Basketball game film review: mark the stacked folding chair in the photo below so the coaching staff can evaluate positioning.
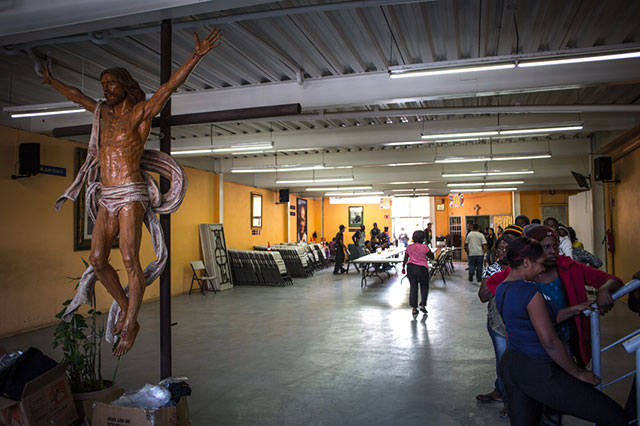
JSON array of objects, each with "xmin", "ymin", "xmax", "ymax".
[{"xmin": 228, "ymin": 249, "xmax": 293, "ymax": 286}]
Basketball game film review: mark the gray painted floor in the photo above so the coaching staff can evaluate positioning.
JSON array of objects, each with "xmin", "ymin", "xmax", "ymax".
[{"xmin": 1, "ymin": 263, "xmax": 637, "ymax": 425}]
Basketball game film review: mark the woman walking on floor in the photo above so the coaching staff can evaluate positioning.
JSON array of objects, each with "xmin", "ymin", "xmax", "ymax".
[{"xmin": 402, "ymin": 230, "xmax": 435, "ymax": 315}]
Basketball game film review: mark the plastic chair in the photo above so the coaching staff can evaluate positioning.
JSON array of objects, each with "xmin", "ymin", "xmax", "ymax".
[{"xmin": 189, "ymin": 260, "xmax": 217, "ymax": 295}]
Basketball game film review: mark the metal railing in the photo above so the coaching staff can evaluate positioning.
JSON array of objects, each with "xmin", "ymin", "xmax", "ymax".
[{"xmin": 584, "ymin": 279, "xmax": 640, "ymax": 424}]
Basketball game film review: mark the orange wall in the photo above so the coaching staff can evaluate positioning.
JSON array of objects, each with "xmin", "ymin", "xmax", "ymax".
[
  {"xmin": 223, "ymin": 181, "xmax": 287, "ymax": 250},
  {"xmin": 322, "ymin": 199, "xmax": 391, "ymax": 242},
  {"xmin": 610, "ymin": 146, "xmax": 640, "ymax": 281},
  {"xmin": 520, "ymin": 191, "xmax": 541, "ymax": 221},
  {"xmin": 0, "ymin": 125, "xmax": 218, "ymax": 337}
]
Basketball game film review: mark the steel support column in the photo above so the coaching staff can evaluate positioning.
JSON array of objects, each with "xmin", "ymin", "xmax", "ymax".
[{"xmin": 159, "ymin": 19, "xmax": 172, "ymax": 380}]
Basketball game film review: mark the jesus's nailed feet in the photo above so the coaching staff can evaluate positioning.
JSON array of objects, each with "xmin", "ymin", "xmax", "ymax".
[{"xmin": 113, "ymin": 321, "xmax": 140, "ymax": 357}]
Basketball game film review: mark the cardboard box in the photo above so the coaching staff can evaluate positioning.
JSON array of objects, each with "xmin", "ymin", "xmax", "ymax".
[
  {"xmin": 92, "ymin": 398, "xmax": 189, "ymax": 426},
  {"xmin": 76, "ymin": 386, "xmax": 124, "ymax": 426},
  {"xmin": 0, "ymin": 348, "xmax": 78, "ymax": 426}
]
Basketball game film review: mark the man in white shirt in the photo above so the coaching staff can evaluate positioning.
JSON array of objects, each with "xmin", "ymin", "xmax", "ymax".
[{"xmin": 465, "ymin": 222, "xmax": 487, "ymax": 282}]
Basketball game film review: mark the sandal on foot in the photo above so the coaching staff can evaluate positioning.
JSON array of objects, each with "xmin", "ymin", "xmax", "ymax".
[{"xmin": 419, "ymin": 307, "xmax": 428, "ymax": 314}]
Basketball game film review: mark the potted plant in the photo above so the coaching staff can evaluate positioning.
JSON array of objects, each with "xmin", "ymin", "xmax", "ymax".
[{"xmin": 53, "ymin": 261, "xmax": 120, "ymax": 423}]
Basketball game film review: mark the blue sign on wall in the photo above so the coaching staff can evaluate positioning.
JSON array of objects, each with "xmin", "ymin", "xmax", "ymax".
[{"xmin": 39, "ymin": 165, "xmax": 66, "ymax": 177}]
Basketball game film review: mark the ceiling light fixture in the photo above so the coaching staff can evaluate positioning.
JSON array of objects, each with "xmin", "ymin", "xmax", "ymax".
[
  {"xmin": 447, "ymin": 181, "xmax": 524, "ymax": 187},
  {"xmin": 391, "ymin": 188, "xmax": 431, "ymax": 192},
  {"xmin": 390, "ymin": 63, "xmax": 515, "ymax": 79},
  {"xmin": 10, "ymin": 108, "xmax": 87, "ymax": 118},
  {"xmin": 325, "ymin": 191, "xmax": 384, "ymax": 196},
  {"xmin": 276, "ymin": 177, "xmax": 354, "ymax": 184},
  {"xmin": 390, "ymin": 181, "xmax": 431, "ymax": 185},
  {"xmin": 383, "ymin": 141, "xmax": 424, "ymax": 146},
  {"xmin": 422, "ymin": 130, "xmax": 499, "ymax": 140},
  {"xmin": 441, "ymin": 170, "xmax": 534, "ymax": 177},
  {"xmin": 483, "ymin": 187, "xmax": 518, "ymax": 192},
  {"xmin": 421, "ymin": 123, "xmax": 582, "ymax": 140},
  {"xmin": 449, "ymin": 188, "xmax": 483, "ymax": 193},
  {"xmin": 518, "ymin": 50, "xmax": 640, "ymax": 67},
  {"xmin": 435, "ymin": 153, "xmax": 550, "ymax": 164},
  {"xmin": 305, "ymin": 186, "xmax": 372, "ymax": 191},
  {"xmin": 447, "ymin": 183, "xmax": 485, "ymax": 187}
]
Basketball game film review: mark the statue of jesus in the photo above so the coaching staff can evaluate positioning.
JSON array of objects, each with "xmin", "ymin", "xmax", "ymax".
[{"xmin": 44, "ymin": 28, "xmax": 222, "ymax": 356}]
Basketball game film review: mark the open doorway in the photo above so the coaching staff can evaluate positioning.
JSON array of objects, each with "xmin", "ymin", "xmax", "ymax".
[
  {"xmin": 391, "ymin": 196, "xmax": 431, "ymax": 245},
  {"xmin": 465, "ymin": 215, "xmax": 490, "ymax": 234}
]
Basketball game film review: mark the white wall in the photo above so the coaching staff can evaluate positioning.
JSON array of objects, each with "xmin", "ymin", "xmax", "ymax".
[{"xmin": 568, "ymin": 191, "xmax": 595, "ymax": 254}]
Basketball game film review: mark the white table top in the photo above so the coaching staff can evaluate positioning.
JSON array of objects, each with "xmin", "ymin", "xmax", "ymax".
[{"xmin": 353, "ymin": 247, "xmax": 405, "ymax": 263}]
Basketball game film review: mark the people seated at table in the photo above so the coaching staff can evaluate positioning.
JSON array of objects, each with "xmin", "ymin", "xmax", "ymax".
[
  {"xmin": 402, "ymin": 230, "xmax": 435, "ymax": 316},
  {"xmin": 495, "ymin": 236, "xmax": 626, "ymax": 426}
]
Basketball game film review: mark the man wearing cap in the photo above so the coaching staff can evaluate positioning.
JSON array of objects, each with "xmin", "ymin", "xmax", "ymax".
[
  {"xmin": 486, "ymin": 225, "xmax": 623, "ymax": 369},
  {"xmin": 333, "ymin": 225, "xmax": 348, "ymax": 274}
]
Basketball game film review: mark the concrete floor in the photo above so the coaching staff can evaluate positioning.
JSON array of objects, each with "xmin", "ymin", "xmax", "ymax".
[{"xmin": 1, "ymin": 263, "xmax": 637, "ymax": 425}]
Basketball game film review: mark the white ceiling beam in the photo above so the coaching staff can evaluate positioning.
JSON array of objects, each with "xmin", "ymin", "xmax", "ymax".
[{"xmin": 21, "ymin": 57, "xmax": 640, "ymax": 132}]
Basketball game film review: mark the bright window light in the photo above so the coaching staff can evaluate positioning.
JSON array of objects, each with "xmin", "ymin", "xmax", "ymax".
[{"xmin": 518, "ymin": 51, "xmax": 640, "ymax": 68}]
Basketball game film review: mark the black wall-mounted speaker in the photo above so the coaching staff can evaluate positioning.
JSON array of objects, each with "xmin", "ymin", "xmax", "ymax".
[
  {"xmin": 594, "ymin": 157, "xmax": 612, "ymax": 182},
  {"xmin": 279, "ymin": 189, "xmax": 290, "ymax": 203},
  {"xmin": 18, "ymin": 143, "xmax": 40, "ymax": 176}
]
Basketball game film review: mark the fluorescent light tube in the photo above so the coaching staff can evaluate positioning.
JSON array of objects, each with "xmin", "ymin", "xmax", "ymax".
[
  {"xmin": 441, "ymin": 172, "xmax": 487, "ymax": 177},
  {"xmin": 11, "ymin": 108, "xmax": 87, "ymax": 118},
  {"xmin": 386, "ymin": 162, "xmax": 429, "ymax": 167},
  {"xmin": 390, "ymin": 181, "xmax": 431, "ymax": 184},
  {"xmin": 518, "ymin": 51, "xmax": 640, "ymax": 68},
  {"xmin": 325, "ymin": 191, "xmax": 384, "ymax": 196},
  {"xmin": 276, "ymin": 177, "xmax": 354, "ymax": 184},
  {"xmin": 435, "ymin": 157, "xmax": 492, "ymax": 164},
  {"xmin": 450, "ymin": 189, "xmax": 483, "ymax": 193},
  {"xmin": 172, "ymin": 148, "xmax": 215, "ymax": 156},
  {"xmin": 491, "ymin": 154, "xmax": 551, "ymax": 161},
  {"xmin": 391, "ymin": 188, "xmax": 431, "ymax": 192},
  {"xmin": 447, "ymin": 183, "xmax": 485, "ymax": 187},
  {"xmin": 422, "ymin": 131, "xmax": 499, "ymax": 140},
  {"xmin": 393, "ymin": 194, "xmax": 432, "ymax": 197},
  {"xmin": 231, "ymin": 165, "xmax": 326, "ymax": 173},
  {"xmin": 483, "ymin": 187, "xmax": 518, "ymax": 192},
  {"xmin": 484, "ymin": 181, "xmax": 524, "ymax": 185},
  {"xmin": 305, "ymin": 186, "xmax": 372, "ymax": 191},
  {"xmin": 499, "ymin": 125, "xmax": 582, "ymax": 135},
  {"xmin": 390, "ymin": 63, "xmax": 515, "ymax": 78},
  {"xmin": 213, "ymin": 144, "xmax": 273, "ymax": 153},
  {"xmin": 383, "ymin": 141, "xmax": 424, "ymax": 146},
  {"xmin": 486, "ymin": 170, "xmax": 534, "ymax": 176}
]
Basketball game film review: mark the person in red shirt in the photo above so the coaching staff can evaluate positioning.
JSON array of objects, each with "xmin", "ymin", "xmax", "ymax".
[{"xmin": 486, "ymin": 225, "xmax": 623, "ymax": 368}]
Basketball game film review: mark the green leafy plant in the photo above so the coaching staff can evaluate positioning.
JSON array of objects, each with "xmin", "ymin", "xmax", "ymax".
[{"xmin": 53, "ymin": 260, "xmax": 119, "ymax": 393}]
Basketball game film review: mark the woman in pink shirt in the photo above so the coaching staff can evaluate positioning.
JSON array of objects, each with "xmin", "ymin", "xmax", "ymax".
[{"xmin": 402, "ymin": 230, "xmax": 435, "ymax": 315}]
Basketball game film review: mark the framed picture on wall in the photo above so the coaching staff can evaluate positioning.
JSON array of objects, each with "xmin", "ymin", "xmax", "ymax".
[
  {"xmin": 297, "ymin": 198, "xmax": 308, "ymax": 242},
  {"xmin": 74, "ymin": 148, "xmax": 119, "ymax": 251},
  {"xmin": 348, "ymin": 206, "xmax": 364, "ymax": 228}
]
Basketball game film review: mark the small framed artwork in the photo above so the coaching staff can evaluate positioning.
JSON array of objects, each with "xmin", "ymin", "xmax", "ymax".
[
  {"xmin": 348, "ymin": 206, "xmax": 364, "ymax": 228},
  {"xmin": 251, "ymin": 193, "xmax": 262, "ymax": 228}
]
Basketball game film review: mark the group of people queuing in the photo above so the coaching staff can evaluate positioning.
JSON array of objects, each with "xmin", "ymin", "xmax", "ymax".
[
  {"xmin": 474, "ymin": 215, "xmax": 639, "ymax": 425},
  {"xmin": 467, "ymin": 215, "xmax": 601, "ymax": 284}
]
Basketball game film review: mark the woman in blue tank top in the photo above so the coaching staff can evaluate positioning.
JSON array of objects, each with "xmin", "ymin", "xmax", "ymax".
[{"xmin": 495, "ymin": 237, "xmax": 626, "ymax": 426}]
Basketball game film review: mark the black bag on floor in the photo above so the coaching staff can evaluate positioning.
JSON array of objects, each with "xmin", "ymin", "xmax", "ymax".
[{"xmin": 0, "ymin": 347, "xmax": 58, "ymax": 400}]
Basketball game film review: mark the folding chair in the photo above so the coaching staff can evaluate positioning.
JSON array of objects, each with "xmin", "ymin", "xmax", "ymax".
[{"xmin": 189, "ymin": 260, "xmax": 217, "ymax": 294}]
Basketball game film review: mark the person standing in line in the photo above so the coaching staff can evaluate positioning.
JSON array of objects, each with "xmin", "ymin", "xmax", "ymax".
[
  {"xmin": 352, "ymin": 225, "xmax": 366, "ymax": 248},
  {"xmin": 333, "ymin": 225, "xmax": 348, "ymax": 275},
  {"xmin": 486, "ymin": 227, "xmax": 496, "ymax": 266},
  {"xmin": 370, "ymin": 222, "xmax": 380, "ymax": 240},
  {"xmin": 425, "ymin": 222, "xmax": 433, "ymax": 247},
  {"xmin": 465, "ymin": 222, "xmax": 487, "ymax": 282},
  {"xmin": 401, "ymin": 230, "xmax": 435, "ymax": 315},
  {"xmin": 515, "ymin": 215, "xmax": 531, "ymax": 229},
  {"xmin": 495, "ymin": 237, "xmax": 626, "ymax": 426},
  {"xmin": 476, "ymin": 234, "xmax": 516, "ymax": 419}
]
